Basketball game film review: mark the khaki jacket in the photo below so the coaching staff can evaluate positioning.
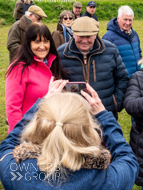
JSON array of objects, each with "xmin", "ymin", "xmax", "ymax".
[
  {"xmin": 7, "ymin": 16, "xmax": 32, "ymax": 63},
  {"xmin": 13, "ymin": 0, "xmax": 24, "ymax": 20},
  {"xmin": 52, "ymin": 23, "xmax": 65, "ymax": 49}
]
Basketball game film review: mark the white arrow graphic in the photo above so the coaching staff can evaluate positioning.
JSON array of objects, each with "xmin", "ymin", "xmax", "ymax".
[
  {"xmin": 17, "ymin": 172, "xmax": 23, "ymax": 180},
  {"xmin": 10, "ymin": 172, "xmax": 17, "ymax": 180},
  {"xmin": 10, "ymin": 172, "xmax": 23, "ymax": 181}
]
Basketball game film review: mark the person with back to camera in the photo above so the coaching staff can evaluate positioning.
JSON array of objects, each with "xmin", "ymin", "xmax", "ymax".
[
  {"xmin": 13, "ymin": 0, "xmax": 24, "ymax": 21},
  {"xmin": 52, "ymin": 10, "xmax": 75, "ymax": 49},
  {"xmin": 102, "ymin": 5, "xmax": 142, "ymax": 78},
  {"xmin": 23, "ymin": 0, "xmax": 35, "ymax": 15},
  {"xmin": 0, "ymin": 77, "xmax": 139, "ymax": 190},
  {"xmin": 7, "ymin": 5, "xmax": 47, "ymax": 63},
  {"xmin": 57, "ymin": 16, "xmax": 129, "ymax": 120},
  {"xmin": 124, "ymin": 58, "xmax": 143, "ymax": 189},
  {"xmin": 5, "ymin": 23, "xmax": 66, "ymax": 134}
]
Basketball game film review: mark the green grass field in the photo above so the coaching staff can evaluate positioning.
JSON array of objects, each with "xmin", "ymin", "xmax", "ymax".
[{"xmin": 0, "ymin": 20, "xmax": 143, "ymax": 189}]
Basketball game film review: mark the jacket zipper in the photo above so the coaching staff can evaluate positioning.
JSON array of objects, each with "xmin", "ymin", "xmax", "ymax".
[{"xmin": 84, "ymin": 54, "xmax": 88, "ymax": 82}]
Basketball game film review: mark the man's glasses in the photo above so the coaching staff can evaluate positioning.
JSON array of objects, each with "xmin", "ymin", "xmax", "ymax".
[
  {"xmin": 63, "ymin": 17, "xmax": 73, "ymax": 20},
  {"xmin": 34, "ymin": 14, "xmax": 42, "ymax": 21}
]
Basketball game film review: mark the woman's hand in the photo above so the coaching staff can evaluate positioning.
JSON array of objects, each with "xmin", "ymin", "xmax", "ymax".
[
  {"xmin": 81, "ymin": 83, "xmax": 105, "ymax": 115},
  {"xmin": 45, "ymin": 77, "xmax": 69, "ymax": 98}
]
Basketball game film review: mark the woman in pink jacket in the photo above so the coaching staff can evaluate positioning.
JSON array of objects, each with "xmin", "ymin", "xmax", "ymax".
[{"xmin": 6, "ymin": 23, "xmax": 66, "ymax": 133}]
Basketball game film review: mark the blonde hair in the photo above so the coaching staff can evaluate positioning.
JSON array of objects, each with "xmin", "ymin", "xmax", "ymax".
[{"xmin": 21, "ymin": 92, "xmax": 102, "ymax": 180}]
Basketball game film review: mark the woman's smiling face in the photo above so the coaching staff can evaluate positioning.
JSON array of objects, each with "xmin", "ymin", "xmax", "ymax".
[{"xmin": 30, "ymin": 35, "xmax": 50, "ymax": 61}]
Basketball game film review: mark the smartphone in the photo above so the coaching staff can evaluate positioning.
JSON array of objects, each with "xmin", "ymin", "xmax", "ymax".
[{"xmin": 64, "ymin": 82, "xmax": 87, "ymax": 94}]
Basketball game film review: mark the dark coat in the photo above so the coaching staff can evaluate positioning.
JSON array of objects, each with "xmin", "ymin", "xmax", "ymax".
[
  {"xmin": 58, "ymin": 36, "xmax": 129, "ymax": 118},
  {"xmin": 124, "ymin": 69, "xmax": 143, "ymax": 186},
  {"xmin": 13, "ymin": 0, "xmax": 24, "ymax": 20},
  {"xmin": 72, "ymin": 11, "xmax": 82, "ymax": 19},
  {"xmin": 0, "ymin": 99, "xmax": 139, "ymax": 190},
  {"xmin": 52, "ymin": 23, "xmax": 65, "ymax": 49},
  {"xmin": 102, "ymin": 17, "xmax": 142, "ymax": 78},
  {"xmin": 7, "ymin": 15, "xmax": 32, "ymax": 63},
  {"xmin": 82, "ymin": 11, "xmax": 98, "ymax": 21},
  {"xmin": 23, "ymin": 1, "xmax": 35, "ymax": 15}
]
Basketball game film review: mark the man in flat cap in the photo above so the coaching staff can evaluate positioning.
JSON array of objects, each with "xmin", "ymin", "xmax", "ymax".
[
  {"xmin": 72, "ymin": 2, "xmax": 82, "ymax": 19},
  {"xmin": 82, "ymin": 1, "xmax": 98, "ymax": 21},
  {"xmin": 7, "ymin": 5, "xmax": 47, "ymax": 63},
  {"xmin": 58, "ymin": 16, "xmax": 129, "ymax": 119}
]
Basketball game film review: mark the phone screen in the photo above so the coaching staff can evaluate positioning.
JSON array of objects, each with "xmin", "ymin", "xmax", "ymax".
[{"xmin": 65, "ymin": 82, "xmax": 86, "ymax": 94}]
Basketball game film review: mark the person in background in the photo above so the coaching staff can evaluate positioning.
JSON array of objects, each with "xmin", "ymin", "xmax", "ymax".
[
  {"xmin": 52, "ymin": 10, "xmax": 75, "ymax": 49},
  {"xmin": 13, "ymin": 0, "xmax": 24, "ymax": 21},
  {"xmin": 5, "ymin": 23, "xmax": 66, "ymax": 134},
  {"xmin": 124, "ymin": 58, "xmax": 143, "ymax": 188},
  {"xmin": 102, "ymin": 5, "xmax": 142, "ymax": 78},
  {"xmin": 0, "ymin": 79, "xmax": 139, "ymax": 190},
  {"xmin": 82, "ymin": 1, "xmax": 98, "ymax": 21},
  {"xmin": 57, "ymin": 16, "xmax": 129, "ymax": 120},
  {"xmin": 7, "ymin": 5, "xmax": 47, "ymax": 63},
  {"xmin": 72, "ymin": 2, "xmax": 82, "ymax": 19},
  {"xmin": 23, "ymin": 0, "xmax": 34, "ymax": 15}
]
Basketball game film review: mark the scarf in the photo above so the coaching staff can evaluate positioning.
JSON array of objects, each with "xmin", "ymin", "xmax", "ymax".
[{"xmin": 62, "ymin": 24, "xmax": 73, "ymax": 43}]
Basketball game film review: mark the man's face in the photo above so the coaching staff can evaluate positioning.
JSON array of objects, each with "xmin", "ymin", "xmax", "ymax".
[
  {"xmin": 117, "ymin": 12, "xmax": 133, "ymax": 33},
  {"xmin": 73, "ymin": 34, "xmax": 97, "ymax": 54},
  {"xmin": 73, "ymin": 6, "xmax": 82, "ymax": 16},
  {"xmin": 86, "ymin": 6, "xmax": 96, "ymax": 15}
]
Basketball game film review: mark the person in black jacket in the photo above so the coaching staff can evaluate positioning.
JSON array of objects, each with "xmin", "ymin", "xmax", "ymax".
[
  {"xmin": 82, "ymin": 1, "xmax": 98, "ymax": 21},
  {"xmin": 23, "ymin": 0, "xmax": 34, "ymax": 15},
  {"xmin": 124, "ymin": 58, "xmax": 143, "ymax": 188}
]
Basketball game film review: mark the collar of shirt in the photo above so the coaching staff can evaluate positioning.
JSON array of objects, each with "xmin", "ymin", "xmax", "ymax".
[{"xmin": 120, "ymin": 28, "xmax": 132, "ymax": 35}]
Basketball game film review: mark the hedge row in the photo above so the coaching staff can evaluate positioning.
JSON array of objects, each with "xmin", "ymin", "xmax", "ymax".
[{"xmin": 0, "ymin": 0, "xmax": 143, "ymax": 25}]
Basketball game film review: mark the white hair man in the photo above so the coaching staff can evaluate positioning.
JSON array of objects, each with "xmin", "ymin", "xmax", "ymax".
[
  {"xmin": 103, "ymin": 5, "xmax": 142, "ymax": 78},
  {"xmin": 7, "ymin": 5, "xmax": 47, "ymax": 63}
]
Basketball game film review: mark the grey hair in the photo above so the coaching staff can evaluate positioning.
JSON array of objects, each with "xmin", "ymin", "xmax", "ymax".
[
  {"xmin": 118, "ymin": 5, "xmax": 134, "ymax": 18},
  {"xmin": 25, "ymin": 11, "xmax": 32, "ymax": 16}
]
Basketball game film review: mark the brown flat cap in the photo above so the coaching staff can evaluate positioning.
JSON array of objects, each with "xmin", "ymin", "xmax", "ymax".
[
  {"xmin": 73, "ymin": 2, "xmax": 82, "ymax": 8},
  {"xmin": 71, "ymin": 16, "xmax": 99, "ymax": 36},
  {"xmin": 28, "ymin": 5, "xmax": 47, "ymax": 18}
]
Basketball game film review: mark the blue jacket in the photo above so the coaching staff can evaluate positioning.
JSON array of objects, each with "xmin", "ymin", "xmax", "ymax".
[
  {"xmin": 0, "ymin": 99, "xmax": 139, "ymax": 190},
  {"xmin": 102, "ymin": 17, "xmax": 142, "ymax": 78},
  {"xmin": 58, "ymin": 37, "xmax": 129, "ymax": 118}
]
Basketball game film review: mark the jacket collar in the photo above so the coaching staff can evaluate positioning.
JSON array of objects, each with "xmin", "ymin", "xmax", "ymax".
[
  {"xmin": 33, "ymin": 53, "xmax": 56, "ymax": 68},
  {"xmin": 19, "ymin": 15, "xmax": 32, "ymax": 31}
]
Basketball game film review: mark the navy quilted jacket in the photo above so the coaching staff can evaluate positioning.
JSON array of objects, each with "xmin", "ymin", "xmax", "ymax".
[
  {"xmin": 58, "ymin": 36, "xmax": 129, "ymax": 117},
  {"xmin": 102, "ymin": 17, "xmax": 142, "ymax": 78}
]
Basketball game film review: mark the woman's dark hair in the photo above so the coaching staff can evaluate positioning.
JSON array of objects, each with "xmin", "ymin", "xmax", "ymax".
[{"xmin": 7, "ymin": 23, "xmax": 66, "ymax": 80}]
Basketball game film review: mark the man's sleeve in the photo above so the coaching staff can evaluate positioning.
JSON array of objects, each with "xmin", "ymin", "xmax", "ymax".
[{"xmin": 7, "ymin": 23, "xmax": 21, "ymax": 62}]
